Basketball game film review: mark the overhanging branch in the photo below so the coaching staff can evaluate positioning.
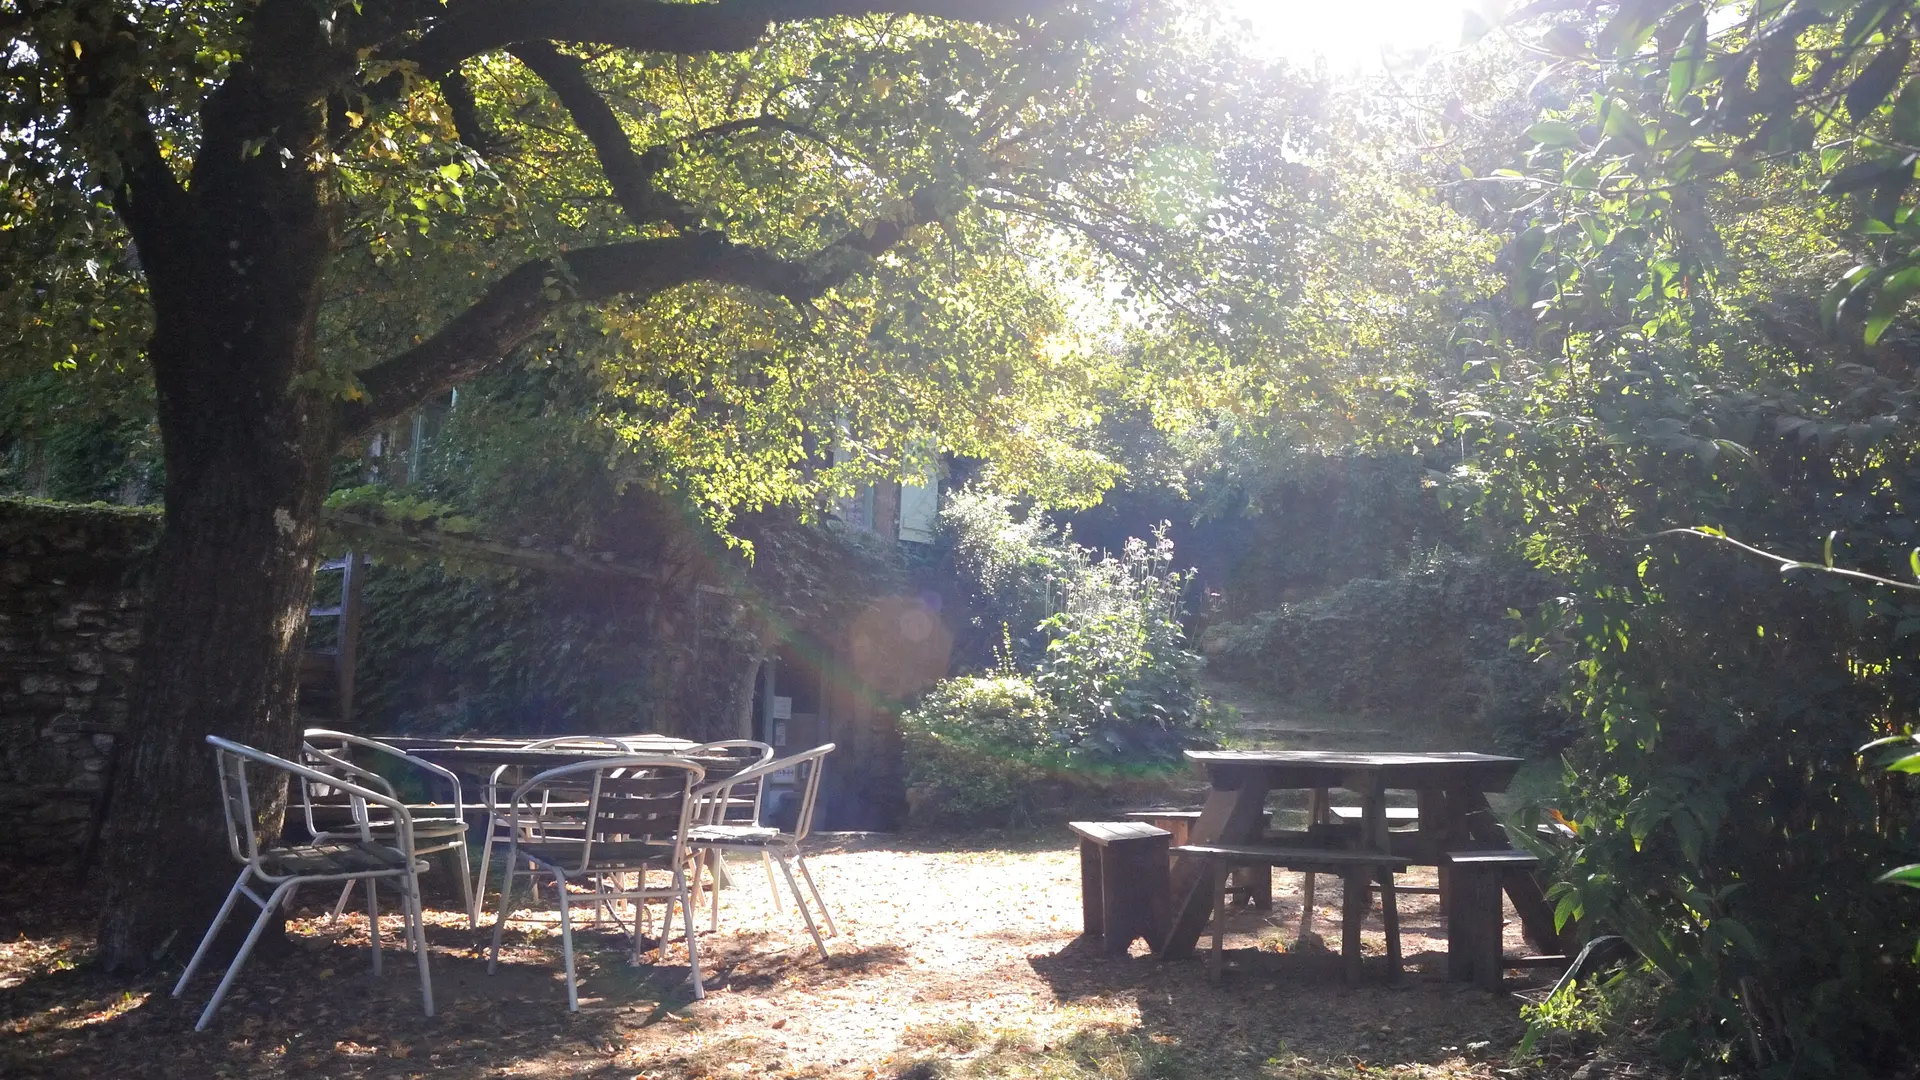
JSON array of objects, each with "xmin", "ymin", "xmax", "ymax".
[
  {"xmin": 408, "ymin": 0, "xmax": 1058, "ymax": 78},
  {"xmin": 509, "ymin": 41, "xmax": 696, "ymax": 227},
  {"xmin": 336, "ymin": 190, "xmax": 937, "ymax": 439},
  {"xmin": 39, "ymin": 3, "xmax": 193, "ymax": 267}
]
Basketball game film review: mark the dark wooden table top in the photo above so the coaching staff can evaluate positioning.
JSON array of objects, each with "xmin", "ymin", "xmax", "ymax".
[{"xmin": 1185, "ymin": 750, "xmax": 1524, "ymax": 792}]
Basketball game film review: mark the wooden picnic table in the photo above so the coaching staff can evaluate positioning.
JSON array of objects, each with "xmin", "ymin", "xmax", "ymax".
[{"xmin": 1156, "ymin": 749, "xmax": 1559, "ymax": 960}]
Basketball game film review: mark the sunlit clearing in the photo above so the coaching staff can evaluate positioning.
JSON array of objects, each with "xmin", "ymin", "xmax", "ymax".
[{"xmin": 1221, "ymin": 0, "xmax": 1474, "ymax": 72}]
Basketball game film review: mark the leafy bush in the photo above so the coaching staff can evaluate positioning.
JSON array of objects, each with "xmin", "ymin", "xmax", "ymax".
[
  {"xmin": 1035, "ymin": 531, "xmax": 1213, "ymax": 762},
  {"xmin": 1206, "ymin": 550, "xmax": 1571, "ymax": 752},
  {"xmin": 900, "ymin": 675, "xmax": 1056, "ymax": 826},
  {"xmin": 942, "ymin": 487, "xmax": 1075, "ymax": 665},
  {"xmin": 903, "ymin": 495, "xmax": 1214, "ymax": 826}
]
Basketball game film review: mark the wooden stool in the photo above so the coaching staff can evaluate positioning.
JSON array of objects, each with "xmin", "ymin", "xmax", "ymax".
[
  {"xmin": 1123, "ymin": 809, "xmax": 1273, "ymax": 908},
  {"xmin": 1443, "ymin": 849, "xmax": 1540, "ymax": 989},
  {"xmin": 1068, "ymin": 821, "xmax": 1171, "ymax": 955},
  {"xmin": 1175, "ymin": 843, "xmax": 1406, "ymax": 985}
]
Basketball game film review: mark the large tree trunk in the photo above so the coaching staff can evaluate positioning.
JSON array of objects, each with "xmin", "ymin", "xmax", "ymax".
[{"xmin": 92, "ymin": 31, "xmax": 340, "ymax": 970}]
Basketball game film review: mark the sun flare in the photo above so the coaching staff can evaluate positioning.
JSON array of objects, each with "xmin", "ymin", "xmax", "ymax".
[{"xmin": 1221, "ymin": 0, "xmax": 1473, "ymax": 71}]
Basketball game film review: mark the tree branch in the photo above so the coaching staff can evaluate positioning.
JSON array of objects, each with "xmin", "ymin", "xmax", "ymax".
[
  {"xmin": 37, "ymin": 3, "xmax": 194, "ymax": 269},
  {"xmin": 1659, "ymin": 527, "xmax": 1920, "ymax": 593},
  {"xmin": 508, "ymin": 41, "xmax": 697, "ymax": 227},
  {"xmin": 439, "ymin": 67, "xmax": 505, "ymax": 156},
  {"xmin": 337, "ymin": 189, "xmax": 937, "ymax": 438},
  {"xmin": 673, "ymin": 114, "xmax": 870, "ymax": 168},
  {"xmin": 409, "ymin": 0, "xmax": 1059, "ymax": 78}
]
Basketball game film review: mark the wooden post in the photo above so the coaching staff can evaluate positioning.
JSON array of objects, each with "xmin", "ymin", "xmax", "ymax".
[
  {"xmin": 1078, "ymin": 838, "xmax": 1104, "ymax": 939},
  {"xmin": 1379, "ymin": 869, "xmax": 1402, "ymax": 981},
  {"xmin": 1209, "ymin": 858, "xmax": 1228, "ymax": 984},
  {"xmin": 1299, "ymin": 787, "xmax": 1328, "ymax": 939},
  {"xmin": 1341, "ymin": 868, "xmax": 1368, "ymax": 986},
  {"xmin": 1159, "ymin": 783, "xmax": 1271, "ymax": 960}
]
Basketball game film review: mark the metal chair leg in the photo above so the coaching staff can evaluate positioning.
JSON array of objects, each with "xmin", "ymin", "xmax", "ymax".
[
  {"xmin": 173, "ymin": 869, "xmax": 252, "ymax": 998},
  {"xmin": 677, "ymin": 868, "xmax": 705, "ymax": 1000},
  {"xmin": 555, "ymin": 871, "xmax": 579, "ymax": 1012},
  {"xmin": 193, "ymin": 881, "xmax": 294, "ymax": 1032},
  {"xmin": 762, "ymin": 851, "xmax": 780, "ymax": 906},
  {"xmin": 794, "ymin": 855, "xmax": 836, "ymax": 938},
  {"xmin": 471, "ymin": 830, "xmax": 496, "ymax": 925},
  {"xmin": 709, "ymin": 853, "xmax": 722, "ymax": 934},
  {"xmin": 401, "ymin": 872, "xmax": 435, "ymax": 1016},
  {"xmin": 329, "ymin": 880, "xmax": 356, "ymax": 925},
  {"xmin": 366, "ymin": 875, "xmax": 383, "ymax": 975},
  {"xmin": 688, "ymin": 856, "xmax": 707, "ymax": 936},
  {"xmin": 454, "ymin": 842, "xmax": 476, "ymax": 930},
  {"xmin": 777, "ymin": 856, "xmax": 829, "ymax": 960},
  {"xmin": 487, "ymin": 848, "xmax": 519, "ymax": 975}
]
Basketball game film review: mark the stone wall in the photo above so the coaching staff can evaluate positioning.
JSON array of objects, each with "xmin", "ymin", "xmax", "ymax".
[{"xmin": 0, "ymin": 498, "xmax": 158, "ymax": 864}]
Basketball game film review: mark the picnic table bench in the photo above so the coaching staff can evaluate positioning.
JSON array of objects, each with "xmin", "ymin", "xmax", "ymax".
[
  {"xmin": 1157, "ymin": 750, "xmax": 1563, "ymax": 987},
  {"xmin": 1175, "ymin": 843, "xmax": 1407, "ymax": 984}
]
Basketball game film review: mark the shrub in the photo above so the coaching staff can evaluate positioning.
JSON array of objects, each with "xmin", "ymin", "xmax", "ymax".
[
  {"xmin": 1035, "ymin": 531, "xmax": 1214, "ymax": 762},
  {"xmin": 941, "ymin": 487, "xmax": 1075, "ymax": 665},
  {"xmin": 903, "ymin": 496, "xmax": 1215, "ymax": 826},
  {"xmin": 1206, "ymin": 549, "xmax": 1572, "ymax": 753},
  {"xmin": 900, "ymin": 675, "xmax": 1056, "ymax": 826}
]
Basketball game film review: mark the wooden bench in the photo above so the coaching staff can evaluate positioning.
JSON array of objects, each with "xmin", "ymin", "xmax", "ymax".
[
  {"xmin": 1123, "ymin": 809, "xmax": 1273, "ymax": 908},
  {"xmin": 1174, "ymin": 843, "xmax": 1408, "ymax": 985},
  {"xmin": 1068, "ymin": 821, "xmax": 1171, "ymax": 956},
  {"xmin": 1442, "ymin": 849, "xmax": 1541, "ymax": 989}
]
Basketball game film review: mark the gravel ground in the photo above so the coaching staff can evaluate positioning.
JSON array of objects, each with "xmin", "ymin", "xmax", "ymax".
[{"xmin": 1, "ymin": 833, "xmax": 1571, "ymax": 1079}]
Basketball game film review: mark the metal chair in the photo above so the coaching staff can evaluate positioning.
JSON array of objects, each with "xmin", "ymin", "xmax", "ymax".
[
  {"xmin": 686, "ymin": 743, "xmax": 837, "ymax": 959},
  {"xmin": 300, "ymin": 729, "xmax": 474, "ymax": 927},
  {"xmin": 173, "ymin": 735, "xmax": 433, "ymax": 1031},
  {"xmin": 681, "ymin": 740, "xmax": 776, "ymax": 928},
  {"xmin": 471, "ymin": 735, "xmax": 627, "ymax": 925},
  {"xmin": 487, "ymin": 755, "xmax": 708, "ymax": 1009}
]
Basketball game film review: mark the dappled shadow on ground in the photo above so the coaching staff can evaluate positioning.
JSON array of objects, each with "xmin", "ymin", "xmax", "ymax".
[
  {"xmin": 1, "ymin": 845, "xmax": 1576, "ymax": 1080},
  {"xmin": 994, "ymin": 869, "xmax": 1543, "ymax": 1079}
]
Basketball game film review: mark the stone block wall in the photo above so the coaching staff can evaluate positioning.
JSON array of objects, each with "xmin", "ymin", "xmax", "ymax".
[{"xmin": 0, "ymin": 498, "xmax": 158, "ymax": 864}]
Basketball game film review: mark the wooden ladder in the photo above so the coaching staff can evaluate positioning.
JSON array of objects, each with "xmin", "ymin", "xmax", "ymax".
[{"xmin": 298, "ymin": 554, "xmax": 365, "ymax": 725}]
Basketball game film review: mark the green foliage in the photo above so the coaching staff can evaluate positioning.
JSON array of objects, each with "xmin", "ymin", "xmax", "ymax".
[
  {"xmin": 0, "ymin": 370, "xmax": 159, "ymax": 504},
  {"xmin": 900, "ymin": 675, "xmax": 1057, "ymax": 826},
  {"xmin": 942, "ymin": 487, "xmax": 1078, "ymax": 664},
  {"xmin": 353, "ymin": 561, "xmax": 660, "ymax": 735},
  {"xmin": 903, "ymin": 492, "xmax": 1212, "ymax": 826},
  {"xmin": 1516, "ymin": 972, "xmax": 1655, "ymax": 1063},
  {"xmin": 1503, "ymin": 0, "xmax": 1920, "ymax": 346},
  {"xmin": 1208, "ymin": 550, "xmax": 1570, "ymax": 753},
  {"xmin": 1033, "ymin": 530, "xmax": 1213, "ymax": 761},
  {"xmin": 1868, "ymin": 733, "xmax": 1920, "ymax": 895},
  {"xmin": 1193, "ymin": 452, "xmax": 1464, "ymax": 617}
]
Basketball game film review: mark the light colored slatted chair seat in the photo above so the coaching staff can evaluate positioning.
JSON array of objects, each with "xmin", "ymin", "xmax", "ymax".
[
  {"xmin": 259, "ymin": 840, "xmax": 418, "ymax": 876},
  {"xmin": 686, "ymin": 823, "xmax": 781, "ymax": 844}
]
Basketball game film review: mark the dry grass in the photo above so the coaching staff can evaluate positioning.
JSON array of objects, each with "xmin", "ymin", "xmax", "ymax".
[{"xmin": 0, "ymin": 834, "xmax": 1600, "ymax": 1079}]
